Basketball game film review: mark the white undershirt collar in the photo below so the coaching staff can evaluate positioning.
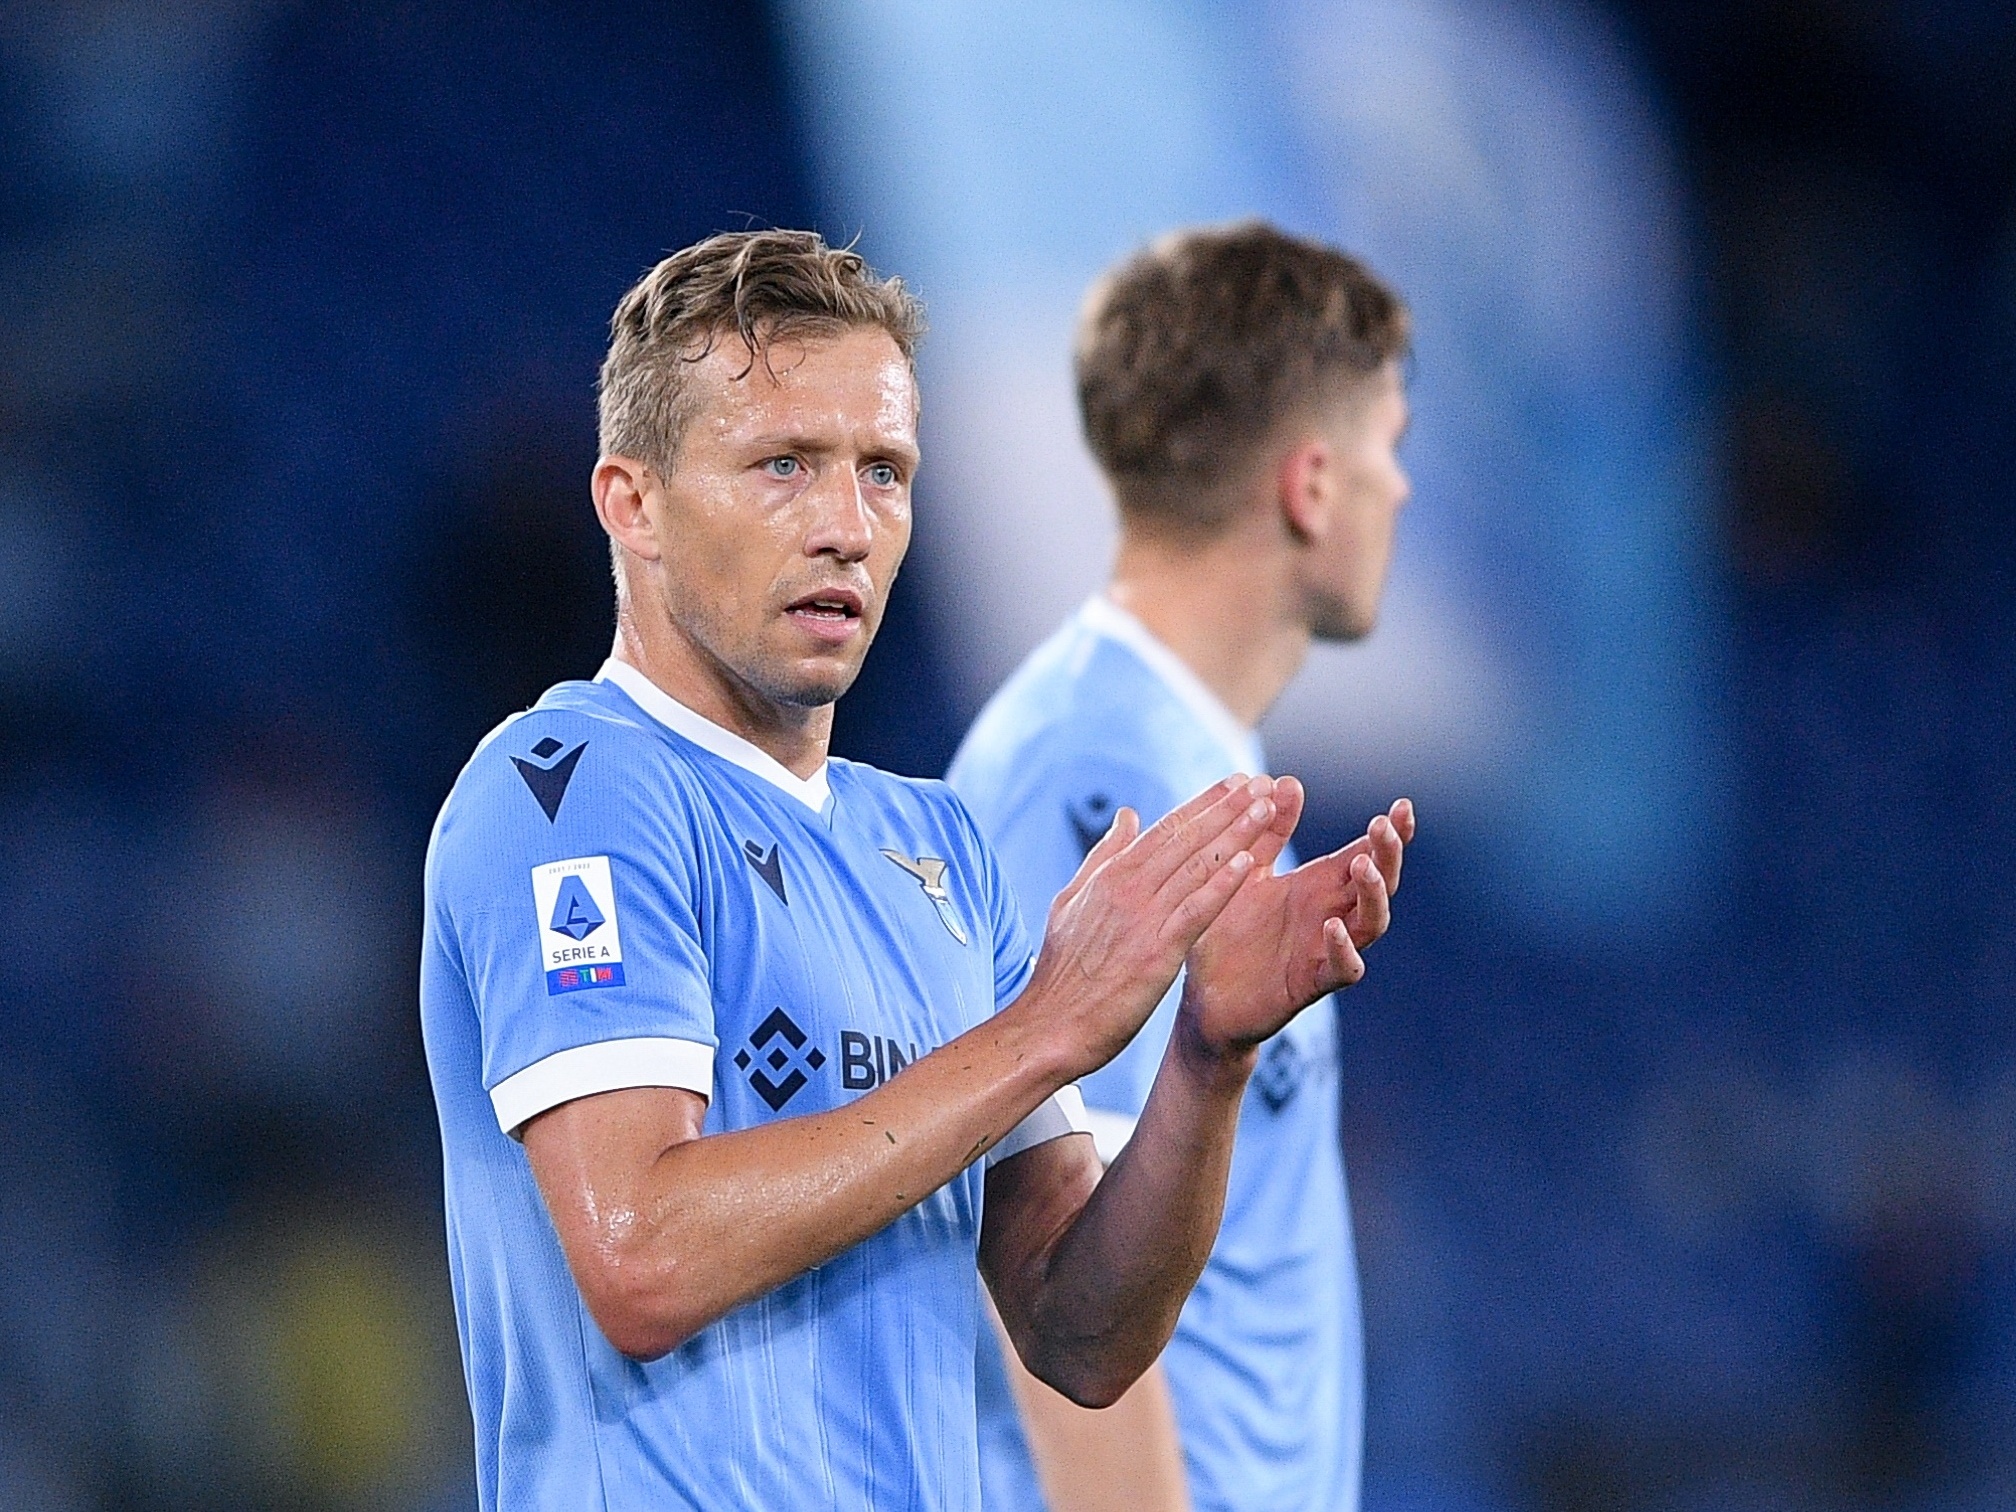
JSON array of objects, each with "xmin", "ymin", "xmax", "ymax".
[
  {"xmin": 597, "ymin": 658, "xmax": 832, "ymax": 813},
  {"xmin": 1077, "ymin": 594, "xmax": 1266, "ymax": 774}
]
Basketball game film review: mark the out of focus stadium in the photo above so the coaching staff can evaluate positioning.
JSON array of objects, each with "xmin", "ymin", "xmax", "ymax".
[{"xmin": 3, "ymin": 2, "xmax": 2014, "ymax": 1508}]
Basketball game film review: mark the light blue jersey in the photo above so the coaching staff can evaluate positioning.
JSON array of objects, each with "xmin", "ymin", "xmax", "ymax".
[
  {"xmin": 949, "ymin": 598, "xmax": 1363, "ymax": 1512},
  {"xmin": 421, "ymin": 659, "xmax": 1087, "ymax": 1512}
]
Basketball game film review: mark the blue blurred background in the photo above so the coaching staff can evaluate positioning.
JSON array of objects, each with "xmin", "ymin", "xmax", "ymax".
[{"xmin": 3, "ymin": 2, "xmax": 2013, "ymax": 1508}]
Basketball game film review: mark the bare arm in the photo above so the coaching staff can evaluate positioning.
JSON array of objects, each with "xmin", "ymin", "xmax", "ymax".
[
  {"xmin": 987, "ymin": 1292, "xmax": 1190, "ymax": 1512},
  {"xmin": 981, "ymin": 784, "xmax": 1413, "ymax": 1406},
  {"xmin": 522, "ymin": 776, "xmax": 1280, "ymax": 1359}
]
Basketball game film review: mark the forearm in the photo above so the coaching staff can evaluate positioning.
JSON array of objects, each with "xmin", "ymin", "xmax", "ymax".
[
  {"xmin": 531, "ymin": 777, "xmax": 1284, "ymax": 1360},
  {"xmin": 1011, "ymin": 999, "xmax": 1254, "ymax": 1404},
  {"xmin": 533, "ymin": 997, "xmax": 1074, "ymax": 1358},
  {"xmin": 993, "ymin": 1301, "xmax": 1192, "ymax": 1512}
]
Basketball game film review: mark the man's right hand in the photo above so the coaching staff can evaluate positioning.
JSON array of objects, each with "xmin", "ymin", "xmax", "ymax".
[{"xmin": 1017, "ymin": 774, "xmax": 1280, "ymax": 1080}]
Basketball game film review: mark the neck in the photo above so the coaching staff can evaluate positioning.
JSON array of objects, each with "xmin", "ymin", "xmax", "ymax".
[
  {"xmin": 1107, "ymin": 524, "xmax": 1311, "ymax": 729},
  {"xmin": 611, "ymin": 604, "xmax": 832, "ymax": 779}
]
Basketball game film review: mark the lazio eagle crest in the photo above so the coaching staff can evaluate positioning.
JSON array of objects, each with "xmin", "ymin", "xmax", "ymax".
[{"xmin": 879, "ymin": 849, "xmax": 969, "ymax": 946}]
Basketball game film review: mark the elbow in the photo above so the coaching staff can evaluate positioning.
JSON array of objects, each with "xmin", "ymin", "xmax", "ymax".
[
  {"xmin": 590, "ymin": 1305, "xmax": 685, "ymax": 1363},
  {"xmin": 1054, "ymin": 1374, "xmax": 1132, "ymax": 1411},
  {"xmin": 573, "ymin": 1254, "xmax": 709, "ymax": 1362},
  {"xmin": 1023, "ymin": 1344, "xmax": 1141, "ymax": 1410}
]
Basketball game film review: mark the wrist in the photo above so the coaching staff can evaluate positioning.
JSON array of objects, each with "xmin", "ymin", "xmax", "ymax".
[
  {"xmin": 1171, "ymin": 985, "xmax": 1259, "ymax": 1092},
  {"xmin": 994, "ymin": 973, "xmax": 1104, "ymax": 1090}
]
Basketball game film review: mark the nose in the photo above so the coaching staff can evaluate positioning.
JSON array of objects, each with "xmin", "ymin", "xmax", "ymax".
[{"xmin": 803, "ymin": 467, "xmax": 874, "ymax": 562}]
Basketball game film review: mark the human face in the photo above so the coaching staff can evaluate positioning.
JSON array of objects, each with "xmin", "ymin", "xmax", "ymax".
[
  {"xmin": 1303, "ymin": 363, "xmax": 1410, "ymax": 642},
  {"xmin": 645, "ymin": 327, "xmax": 918, "ymax": 712}
]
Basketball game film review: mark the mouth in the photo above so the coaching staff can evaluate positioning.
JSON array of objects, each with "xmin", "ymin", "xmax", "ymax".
[{"xmin": 783, "ymin": 586, "xmax": 866, "ymax": 645}]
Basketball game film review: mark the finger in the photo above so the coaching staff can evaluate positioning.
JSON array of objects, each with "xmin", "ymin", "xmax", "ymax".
[
  {"xmin": 1389, "ymin": 798, "xmax": 1416, "ymax": 845},
  {"xmin": 1083, "ymin": 805, "xmax": 1140, "ymax": 874},
  {"xmin": 1162, "ymin": 847, "xmax": 1256, "ymax": 952},
  {"xmin": 1321, "ymin": 916, "xmax": 1366, "ymax": 991},
  {"xmin": 1345, "ymin": 853, "xmax": 1391, "ymax": 948},
  {"xmin": 1153, "ymin": 786, "xmax": 1277, "ymax": 911},
  {"xmin": 1367, "ymin": 814, "xmax": 1404, "ymax": 898},
  {"xmin": 1052, "ymin": 805, "xmax": 1141, "ymax": 914},
  {"xmin": 1244, "ymin": 775, "xmax": 1303, "ymax": 876},
  {"xmin": 1132, "ymin": 775, "xmax": 1274, "ymax": 894}
]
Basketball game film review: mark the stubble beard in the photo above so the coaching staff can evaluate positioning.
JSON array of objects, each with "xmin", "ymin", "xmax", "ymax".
[{"xmin": 685, "ymin": 605, "xmax": 874, "ymax": 713}]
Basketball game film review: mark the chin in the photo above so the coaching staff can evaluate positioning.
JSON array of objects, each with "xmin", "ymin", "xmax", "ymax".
[
  {"xmin": 761, "ymin": 660, "xmax": 865, "ymax": 710},
  {"xmin": 1312, "ymin": 608, "xmax": 1378, "ymax": 644}
]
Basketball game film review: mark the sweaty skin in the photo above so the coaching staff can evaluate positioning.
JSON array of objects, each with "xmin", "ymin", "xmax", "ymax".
[{"xmin": 523, "ymin": 327, "xmax": 1409, "ymax": 1403}]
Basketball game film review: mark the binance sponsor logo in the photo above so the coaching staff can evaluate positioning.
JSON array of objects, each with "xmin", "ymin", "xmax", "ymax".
[
  {"xmin": 729, "ymin": 1014, "xmax": 933, "ymax": 1112},
  {"xmin": 1253, "ymin": 1034, "xmax": 1305, "ymax": 1113},
  {"xmin": 734, "ymin": 1008, "xmax": 827, "ymax": 1111},
  {"xmin": 840, "ymin": 1032, "xmax": 921, "ymax": 1091}
]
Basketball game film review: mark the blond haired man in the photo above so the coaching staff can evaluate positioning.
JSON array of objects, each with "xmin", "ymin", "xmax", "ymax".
[{"xmin": 420, "ymin": 230, "xmax": 1409, "ymax": 1510}]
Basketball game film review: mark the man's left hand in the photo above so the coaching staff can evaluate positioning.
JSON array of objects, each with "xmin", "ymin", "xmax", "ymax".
[{"xmin": 1180, "ymin": 787, "xmax": 1414, "ymax": 1055}]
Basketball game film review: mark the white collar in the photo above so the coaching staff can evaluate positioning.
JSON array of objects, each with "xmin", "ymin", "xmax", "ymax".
[
  {"xmin": 596, "ymin": 658, "xmax": 832, "ymax": 813},
  {"xmin": 1076, "ymin": 595, "xmax": 1266, "ymax": 774}
]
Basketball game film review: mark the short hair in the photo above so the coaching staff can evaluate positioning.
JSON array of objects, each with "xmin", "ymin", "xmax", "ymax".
[
  {"xmin": 1075, "ymin": 221, "xmax": 1409, "ymax": 534},
  {"xmin": 597, "ymin": 229, "xmax": 925, "ymax": 473}
]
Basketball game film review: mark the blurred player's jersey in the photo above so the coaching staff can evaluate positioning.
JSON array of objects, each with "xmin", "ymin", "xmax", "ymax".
[
  {"xmin": 421, "ymin": 659, "xmax": 1086, "ymax": 1512},
  {"xmin": 949, "ymin": 597, "xmax": 1363, "ymax": 1512}
]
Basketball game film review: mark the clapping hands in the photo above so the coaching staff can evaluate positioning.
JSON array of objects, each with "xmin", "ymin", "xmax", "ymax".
[{"xmin": 1180, "ymin": 783, "xmax": 1414, "ymax": 1056}]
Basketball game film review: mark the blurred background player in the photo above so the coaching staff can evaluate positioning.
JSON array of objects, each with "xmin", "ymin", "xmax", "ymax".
[
  {"xmin": 419, "ymin": 229, "xmax": 1409, "ymax": 1509},
  {"xmin": 950, "ymin": 222, "xmax": 1415, "ymax": 1512}
]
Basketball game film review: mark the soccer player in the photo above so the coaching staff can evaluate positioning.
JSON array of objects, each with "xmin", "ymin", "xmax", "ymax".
[
  {"xmin": 950, "ymin": 223, "xmax": 1415, "ymax": 1512},
  {"xmin": 419, "ymin": 229, "xmax": 1409, "ymax": 1510}
]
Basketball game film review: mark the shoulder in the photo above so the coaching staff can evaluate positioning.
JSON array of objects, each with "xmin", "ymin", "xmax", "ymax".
[
  {"xmin": 950, "ymin": 639, "xmax": 1189, "ymax": 833},
  {"xmin": 441, "ymin": 681, "xmax": 665, "ymax": 816},
  {"xmin": 428, "ymin": 680, "xmax": 702, "ymax": 892}
]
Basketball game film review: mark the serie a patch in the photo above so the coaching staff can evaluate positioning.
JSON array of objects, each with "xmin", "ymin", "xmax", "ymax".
[{"xmin": 531, "ymin": 855, "xmax": 626, "ymax": 995}]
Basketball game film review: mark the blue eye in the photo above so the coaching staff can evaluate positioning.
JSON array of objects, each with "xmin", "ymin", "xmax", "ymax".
[
  {"xmin": 763, "ymin": 456, "xmax": 801, "ymax": 479},
  {"xmin": 866, "ymin": 463, "xmax": 899, "ymax": 488}
]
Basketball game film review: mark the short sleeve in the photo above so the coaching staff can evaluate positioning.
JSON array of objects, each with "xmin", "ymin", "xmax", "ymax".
[{"xmin": 431, "ymin": 721, "xmax": 719, "ymax": 1136}]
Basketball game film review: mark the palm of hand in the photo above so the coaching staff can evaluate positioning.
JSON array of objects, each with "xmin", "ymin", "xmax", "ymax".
[
  {"xmin": 1183, "ymin": 793, "xmax": 1410, "ymax": 1053},
  {"xmin": 1185, "ymin": 857, "xmax": 1361, "ymax": 1049}
]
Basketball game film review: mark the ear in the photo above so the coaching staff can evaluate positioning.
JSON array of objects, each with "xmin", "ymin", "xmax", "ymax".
[
  {"xmin": 593, "ymin": 455, "xmax": 662, "ymax": 563},
  {"xmin": 1275, "ymin": 435, "xmax": 1335, "ymax": 544}
]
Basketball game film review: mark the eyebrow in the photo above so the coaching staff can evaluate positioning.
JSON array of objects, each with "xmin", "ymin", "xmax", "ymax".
[{"xmin": 742, "ymin": 431, "xmax": 920, "ymax": 466}]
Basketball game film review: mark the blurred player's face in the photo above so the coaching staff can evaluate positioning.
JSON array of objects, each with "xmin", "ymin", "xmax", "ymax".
[
  {"xmin": 1302, "ymin": 363, "xmax": 1409, "ymax": 641},
  {"xmin": 650, "ymin": 327, "xmax": 917, "ymax": 709}
]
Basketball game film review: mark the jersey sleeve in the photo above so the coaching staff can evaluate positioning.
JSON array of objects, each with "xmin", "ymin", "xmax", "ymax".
[{"xmin": 431, "ymin": 719, "xmax": 718, "ymax": 1136}]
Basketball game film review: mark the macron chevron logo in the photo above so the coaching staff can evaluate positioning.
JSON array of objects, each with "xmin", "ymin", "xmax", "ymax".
[
  {"xmin": 513, "ymin": 737, "xmax": 586, "ymax": 823},
  {"xmin": 743, "ymin": 838, "xmax": 787, "ymax": 905}
]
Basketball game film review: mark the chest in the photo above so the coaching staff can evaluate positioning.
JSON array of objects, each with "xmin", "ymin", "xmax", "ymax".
[{"xmin": 688, "ymin": 797, "xmax": 1000, "ymax": 1130}]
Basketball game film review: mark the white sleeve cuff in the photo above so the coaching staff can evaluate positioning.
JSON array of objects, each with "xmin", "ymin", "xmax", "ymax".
[
  {"xmin": 490, "ymin": 1036, "xmax": 715, "ymax": 1138},
  {"xmin": 987, "ymin": 1084, "xmax": 1091, "ymax": 1167},
  {"xmin": 1080, "ymin": 1107, "xmax": 1139, "ymax": 1167}
]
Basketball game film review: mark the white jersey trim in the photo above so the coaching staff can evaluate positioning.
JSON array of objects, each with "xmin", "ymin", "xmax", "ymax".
[
  {"xmin": 987, "ymin": 1084, "xmax": 1091, "ymax": 1167},
  {"xmin": 491, "ymin": 1036, "xmax": 716, "ymax": 1138},
  {"xmin": 597, "ymin": 658, "xmax": 831, "ymax": 813},
  {"xmin": 1077, "ymin": 595, "xmax": 1265, "ymax": 776},
  {"xmin": 1081, "ymin": 1106, "xmax": 1140, "ymax": 1167}
]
